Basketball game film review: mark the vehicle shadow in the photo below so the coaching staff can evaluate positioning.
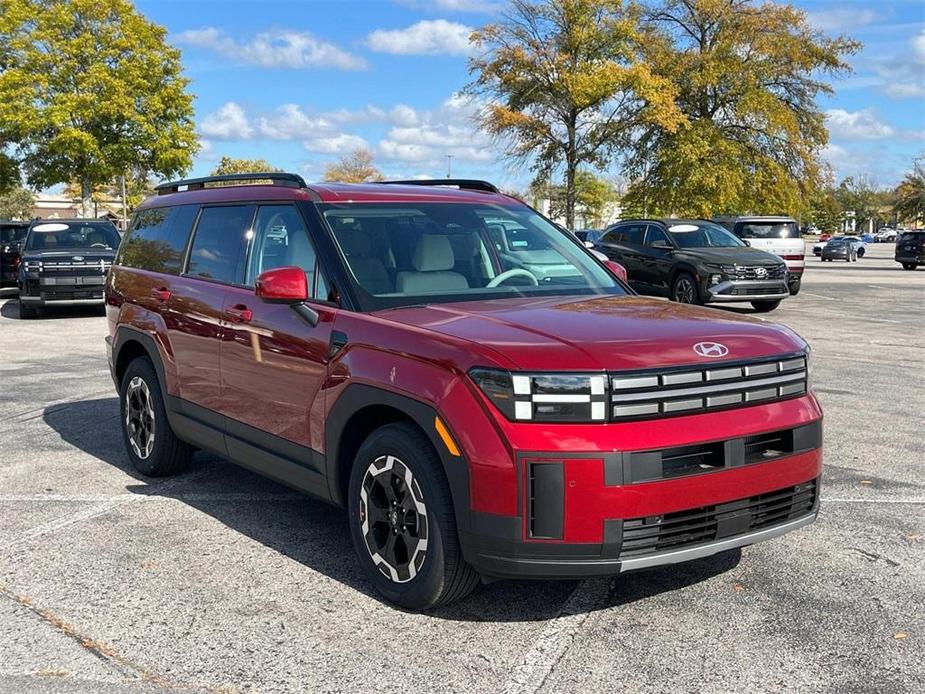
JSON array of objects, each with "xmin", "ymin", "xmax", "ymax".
[{"xmin": 44, "ymin": 397, "xmax": 743, "ymax": 622}]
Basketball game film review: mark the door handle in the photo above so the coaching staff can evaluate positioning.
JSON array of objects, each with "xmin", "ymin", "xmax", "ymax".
[
  {"xmin": 226, "ymin": 304, "xmax": 253, "ymax": 323},
  {"xmin": 150, "ymin": 287, "xmax": 171, "ymax": 302}
]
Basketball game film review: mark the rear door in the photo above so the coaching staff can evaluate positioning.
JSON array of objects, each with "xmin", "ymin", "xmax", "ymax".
[
  {"xmin": 219, "ymin": 204, "xmax": 335, "ymax": 491},
  {"xmin": 639, "ymin": 224, "xmax": 674, "ymax": 295},
  {"xmin": 165, "ymin": 204, "xmax": 254, "ymax": 422},
  {"xmin": 599, "ymin": 224, "xmax": 647, "ymax": 288}
]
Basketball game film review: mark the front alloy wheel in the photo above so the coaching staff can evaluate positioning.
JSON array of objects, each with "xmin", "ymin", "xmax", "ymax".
[
  {"xmin": 125, "ymin": 376, "xmax": 155, "ymax": 459},
  {"xmin": 672, "ymin": 273, "xmax": 701, "ymax": 305},
  {"xmin": 359, "ymin": 455, "xmax": 429, "ymax": 583}
]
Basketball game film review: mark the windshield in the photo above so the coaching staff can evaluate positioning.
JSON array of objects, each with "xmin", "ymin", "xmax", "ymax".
[
  {"xmin": 25, "ymin": 221, "xmax": 121, "ymax": 251},
  {"xmin": 667, "ymin": 222, "xmax": 747, "ymax": 249},
  {"xmin": 321, "ymin": 202, "xmax": 626, "ymax": 310},
  {"xmin": 736, "ymin": 221, "xmax": 799, "ymax": 239}
]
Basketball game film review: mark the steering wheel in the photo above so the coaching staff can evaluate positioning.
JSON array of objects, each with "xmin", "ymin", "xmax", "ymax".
[
  {"xmin": 486, "ymin": 268, "xmax": 539, "ymax": 288},
  {"xmin": 90, "ymin": 243, "xmax": 108, "ymax": 248}
]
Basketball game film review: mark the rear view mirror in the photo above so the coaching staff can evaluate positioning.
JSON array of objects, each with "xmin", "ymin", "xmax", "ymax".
[
  {"xmin": 651, "ymin": 240, "xmax": 672, "ymax": 249},
  {"xmin": 255, "ymin": 266, "xmax": 308, "ymax": 303}
]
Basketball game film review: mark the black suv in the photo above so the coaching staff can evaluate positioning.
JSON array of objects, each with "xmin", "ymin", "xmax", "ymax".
[
  {"xmin": 595, "ymin": 219, "xmax": 790, "ymax": 312},
  {"xmin": 17, "ymin": 219, "xmax": 121, "ymax": 317},
  {"xmin": 895, "ymin": 231, "xmax": 924, "ymax": 270},
  {"xmin": 1, "ymin": 221, "xmax": 29, "ymax": 289}
]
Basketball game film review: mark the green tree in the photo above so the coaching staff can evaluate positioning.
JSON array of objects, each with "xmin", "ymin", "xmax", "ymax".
[
  {"xmin": 546, "ymin": 171, "xmax": 618, "ymax": 227},
  {"xmin": 808, "ymin": 188, "xmax": 843, "ymax": 234},
  {"xmin": 0, "ymin": 0, "xmax": 198, "ymax": 217},
  {"xmin": 322, "ymin": 149, "xmax": 383, "ymax": 183},
  {"xmin": 0, "ymin": 186, "xmax": 35, "ymax": 219},
  {"xmin": 624, "ymin": 0, "xmax": 860, "ymax": 217},
  {"xmin": 209, "ymin": 157, "xmax": 282, "ymax": 176},
  {"xmin": 893, "ymin": 157, "xmax": 925, "ymax": 227},
  {"xmin": 835, "ymin": 176, "xmax": 887, "ymax": 234},
  {"xmin": 468, "ymin": 0, "xmax": 682, "ymax": 229}
]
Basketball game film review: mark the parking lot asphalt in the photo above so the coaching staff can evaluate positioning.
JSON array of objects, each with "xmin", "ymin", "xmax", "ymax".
[{"xmin": 0, "ymin": 242, "xmax": 922, "ymax": 693}]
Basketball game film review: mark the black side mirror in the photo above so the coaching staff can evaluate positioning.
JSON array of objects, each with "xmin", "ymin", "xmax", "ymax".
[{"xmin": 652, "ymin": 240, "xmax": 672, "ymax": 250}]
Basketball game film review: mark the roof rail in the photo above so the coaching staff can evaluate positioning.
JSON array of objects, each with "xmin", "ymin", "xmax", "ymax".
[
  {"xmin": 378, "ymin": 179, "xmax": 501, "ymax": 194},
  {"xmin": 155, "ymin": 172, "xmax": 307, "ymax": 195}
]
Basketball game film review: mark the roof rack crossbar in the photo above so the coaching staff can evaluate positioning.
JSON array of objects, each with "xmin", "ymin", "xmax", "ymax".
[
  {"xmin": 378, "ymin": 179, "xmax": 501, "ymax": 194},
  {"xmin": 155, "ymin": 172, "xmax": 307, "ymax": 195}
]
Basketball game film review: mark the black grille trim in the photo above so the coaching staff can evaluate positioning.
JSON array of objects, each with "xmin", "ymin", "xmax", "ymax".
[{"xmin": 618, "ymin": 479, "xmax": 818, "ymax": 560}]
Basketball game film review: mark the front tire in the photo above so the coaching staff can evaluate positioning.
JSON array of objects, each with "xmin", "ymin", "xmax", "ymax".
[
  {"xmin": 788, "ymin": 277, "xmax": 802, "ymax": 296},
  {"xmin": 120, "ymin": 357, "xmax": 192, "ymax": 476},
  {"xmin": 857, "ymin": 247, "xmax": 865, "ymax": 258},
  {"xmin": 751, "ymin": 300, "xmax": 782, "ymax": 312},
  {"xmin": 902, "ymin": 263, "xmax": 917, "ymax": 271},
  {"xmin": 18, "ymin": 302, "xmax": 37, "ymax": 319},
  {"xmin": 347, "ymin": 422, "xmax": 479, "ymax": 610},
  {"xmin": 671, "ymin": 272, "xmax": 702, "ymax": 305}
]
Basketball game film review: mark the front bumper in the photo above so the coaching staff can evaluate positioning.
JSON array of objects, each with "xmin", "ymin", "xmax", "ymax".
[
  {"xmin": 705, "ymin": 279, "xmax": 789, "ymax": 303},
  {"xmin": 19, "ymin": 274, "xmax": 106, "ymax": 305}
]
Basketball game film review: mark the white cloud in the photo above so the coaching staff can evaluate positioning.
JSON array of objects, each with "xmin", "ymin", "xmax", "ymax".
[
  {"xmin": 396, "ymin": 0, "xmax": 502, "ymax": 12},
  {"xmin": 390, "ymin": 104, "xmax": 420, "ymax": 127},
  {"xmin": 199, "ymin": 102, "xmax": 254, "ymax": 140},
  {"xmin": 304, "ymin": 134, "xmax": 370, "ymax": 155},
  {"xmin": 871, "ymin": 30, "xmax": 925, "ymax": 99},
  {"xmin": 175, "ymin": 27, "xmax": 366, "ymax": 70},
  {"xmin": 366, "ymin": 20, "xmax": 475, "ymax": 56},
  {"xmin": 825, "ymin": 109, "xmax": 895, "ymax": 140},
  {"xmin": 806, "ymin": 9, "xmax": 878, "ymax": 33},
  {"xmin": 258, "ymin": 104, "xmax": 336, "ymax": 140}
]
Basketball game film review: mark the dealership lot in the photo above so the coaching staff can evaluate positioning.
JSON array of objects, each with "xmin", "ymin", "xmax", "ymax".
[{"xmin": 0, "ymin": 243, "xmax": 922, "ymax": 693}]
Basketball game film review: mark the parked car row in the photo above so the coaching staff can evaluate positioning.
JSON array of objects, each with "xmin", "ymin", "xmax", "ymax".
[
  {"xmin": 813, "ymin": 235, "xmax": 867, "ymax": 259},
  {"xmin": 895, "ymin": 230, "xmax": 924, "ymax": 270}
]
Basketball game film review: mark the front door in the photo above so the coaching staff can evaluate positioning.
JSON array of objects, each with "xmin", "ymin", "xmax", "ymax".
[{"xmin": 219, "ymin": 204, "xmax": 335, "ymax": 486}]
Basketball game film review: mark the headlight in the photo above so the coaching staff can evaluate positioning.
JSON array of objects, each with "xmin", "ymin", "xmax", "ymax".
[
  {"xmin": 24, "ymin": 260, "xmax": 42, "ymax": 271},
  {"xmin": 469, "ymin": 368, "xmax": 608, "ymax": 422}
]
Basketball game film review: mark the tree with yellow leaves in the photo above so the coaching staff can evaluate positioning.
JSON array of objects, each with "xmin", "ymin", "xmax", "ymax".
[{"xmin": 468, "ymin": 0, "xmax": 683, "ymax": 229}]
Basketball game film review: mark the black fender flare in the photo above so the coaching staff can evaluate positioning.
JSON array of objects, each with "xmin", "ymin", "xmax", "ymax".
[
  {"xmin": 111, "ymin": 326, "xmax": 168, "ymax": 395},
  {"xmin": 325, "ymin": 384, "xmax": 471, "ymax": 533}
]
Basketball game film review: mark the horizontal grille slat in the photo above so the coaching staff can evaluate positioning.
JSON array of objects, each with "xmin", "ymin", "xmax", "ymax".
[
  {"xmin": 610, "ymin": 355, "xmax": 807, "ymax": 421},
  {"xmin": 618, "ymin": 480, "xmax": 817, "ymax": 561}
]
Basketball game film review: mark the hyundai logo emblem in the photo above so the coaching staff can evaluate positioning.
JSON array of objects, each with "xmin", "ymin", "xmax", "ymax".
[
  {"xmin": 755, "ymin": 267, "xmax": 767, "ymax": 279},
  {"xmin": 693, "ymin": 342, "xmax": 729, "ymax": 358},
  {"xmin": 72, "ymin": 255, "xmax": 84, "ymax": 261}
]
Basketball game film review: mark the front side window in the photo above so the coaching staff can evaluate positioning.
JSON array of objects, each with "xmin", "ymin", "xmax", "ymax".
[
  {"xmin": 645, "ymin": 226, "xmax": 672, "ymax": 247},
  {"xmin": 736, "ymin": 221, "xmax": 799, "ymax": 239},
  {"xmin": 186, "ymin": 206, "xmax": 252, "ymax": 284},
  {"xmin": 246, "ymin": 205, "xmax": 323, "ymax": 297},
  {"xmin": 321, "ymin": 202, "xmax": 625, "ymax": 310},
  {"xmin": 25, "ymin": 221, "xmax": 121, "ymax": 251},
  {"xmin": 668, "ymin": 222, "xmax": 747, "ymax": 249}
]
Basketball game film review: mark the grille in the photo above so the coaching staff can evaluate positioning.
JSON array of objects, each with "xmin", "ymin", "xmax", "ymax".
[
  {"xmin": 609, "ymin": 354, "xmax": 807, "ymax": 420},
  {"xmin": 619, "ymin": 479, "xmax": 817, "ymax": 559},
  {"xmin": 719, "ymin": 264, "xmax": 786, "ymax": 280},
  {"xmin": 728, "ymin": 284, "xmax": 788, "ymax": 296}
]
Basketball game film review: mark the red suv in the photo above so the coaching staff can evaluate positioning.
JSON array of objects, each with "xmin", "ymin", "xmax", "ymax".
[{"xmin": 106, "ymin": 174, "xmax": 822, "ymax": 610}]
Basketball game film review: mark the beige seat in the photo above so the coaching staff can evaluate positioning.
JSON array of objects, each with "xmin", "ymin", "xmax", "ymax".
[{"xmin": 396, "ymin": 235, "xmax": 469, "ymax": 293}]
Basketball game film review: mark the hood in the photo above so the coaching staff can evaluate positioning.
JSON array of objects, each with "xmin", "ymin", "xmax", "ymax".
[
  {"xmin": 378, "ymin": 295, "xmax": 806, "ymax": 372},
  {"xmin": 675, "ymin": 246, "xmax": 784, "ymax": 266}
]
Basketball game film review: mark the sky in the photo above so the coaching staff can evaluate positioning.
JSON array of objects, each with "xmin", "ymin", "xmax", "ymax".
[{"xmin": 136, "ymin": 0, "xmax": 925, "ymax": 190}]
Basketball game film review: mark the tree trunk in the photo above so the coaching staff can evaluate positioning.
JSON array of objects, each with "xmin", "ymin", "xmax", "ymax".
[
  {"xmin": 79, "ymin": 175, "xmax": 92, "ymax": 219},
  {"xmin": 565, "ymin": 117, "xmax": 577, "ymax": 230}
]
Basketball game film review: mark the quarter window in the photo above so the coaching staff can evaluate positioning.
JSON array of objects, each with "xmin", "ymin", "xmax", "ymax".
[
  {"xmin": 118, "ymin": 205, "xmax": 197, "ymax": 274},
  {"xmin": 186, "ymin": 206, "xmax": 253, "ymax": 284}
]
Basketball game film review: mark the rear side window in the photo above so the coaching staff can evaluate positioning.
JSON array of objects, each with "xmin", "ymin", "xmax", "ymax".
[
  {"xmin": 736, "ymin": 221, "xmax": 799, "ymax": 239},
  {"xmin": 186, "ymin": 205, "xmax": 253, "ymax": 284},
  {"xmin": 604, "ymin": 225, "xmax": 645, "ymax": 245},
  {"xmin": 118, "ymin": 205, "xmax": 197, "ymax": 274}
]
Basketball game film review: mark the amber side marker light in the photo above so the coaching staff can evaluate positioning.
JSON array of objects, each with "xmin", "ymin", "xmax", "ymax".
[{"xmin": 434, "ymin": 416, "xmax": 461, "ymax": 457}]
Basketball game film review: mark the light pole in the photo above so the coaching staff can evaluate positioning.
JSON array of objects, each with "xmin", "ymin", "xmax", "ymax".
[{"xmin": 446, "ymin": 155, "xmax": 453, "ymax": 179}]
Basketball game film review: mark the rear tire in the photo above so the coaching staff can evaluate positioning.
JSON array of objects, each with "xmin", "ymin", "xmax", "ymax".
[
  {"xmin": 671, "ymin": 272, "xmax": 702, "ymax": 305},
  {"xmin": 857, "ymin": 248, "xmax": 865, "ymax": 258},
  {"xmin": 347, "ymin": 422, "xmax": 479, "ymax": 610},
  {"xmin": 751, "ymin": 300, "xmax": 782, "ymax": 312},
  {"xmin": 788, "ymin": 277, "xmax": 802, "ymax": 296},
  {"xmin": 120, "ymin": 357, "xmax": 192, "ymax": 477},
  {"xmin": 901, "ymin": 263, "xmax": 917, "ymax": 271}
]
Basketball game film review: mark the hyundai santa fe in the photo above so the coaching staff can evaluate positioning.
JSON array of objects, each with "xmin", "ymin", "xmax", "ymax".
[{"xmin": 106, "ymin": 173, "xmax": 822, "ymax": 610}]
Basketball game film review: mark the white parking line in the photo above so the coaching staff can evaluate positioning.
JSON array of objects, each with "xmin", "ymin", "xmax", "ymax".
[
  {"xmin": 799, "ymin": 292, "xmax": 836, "ymax": 301},
  {"xmin": 820, "ymin": 497, "xmax": 925, "ymax": 504},
  {"xmin": 502, "ymin": 578, "xmax": 611, "ymax": 694}
]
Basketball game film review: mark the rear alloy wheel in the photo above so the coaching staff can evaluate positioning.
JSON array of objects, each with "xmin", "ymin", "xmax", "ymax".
[
  {"xmin": 348, "ymin": 423, "xmax": 479, "ymax": 610},
  {"xmin": 671, "ymin": 273, "xmax": 701, "ymax": 305},
  {"xmin": 120, "ymin": 357, "xmax": 192, "ymax": 476},
  {"xmin": 751, "ymin": 300, "xmax": 782, "ymax": 312}
]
